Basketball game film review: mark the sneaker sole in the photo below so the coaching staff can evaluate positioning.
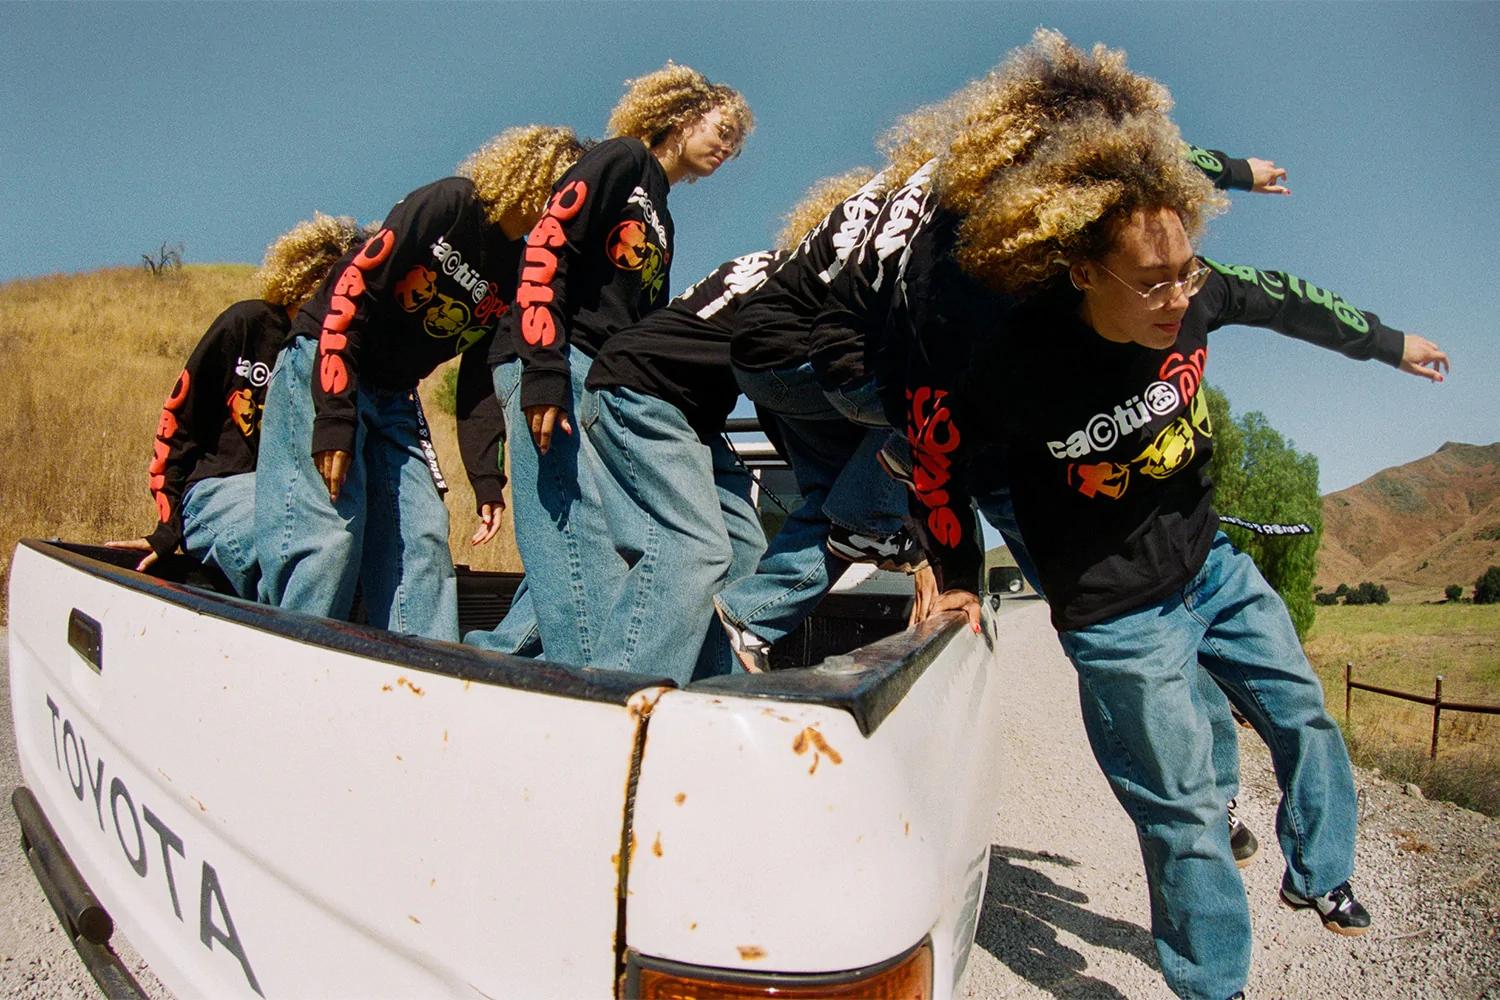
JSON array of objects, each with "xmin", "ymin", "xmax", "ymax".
[
  {"xmin": 1278, "ymin": 892, "xmax": 1371, "ymax": 937},
  {"xmin": 876, "ymin": 450, "xmax": 914, "ymax": 489},
  {"xmin": 1234, "ymin": 848, "xmax": 1258, "ymax": 869},
  {"xmin": 826, "ymin": 538, "xmax": 928, "ymax": 574}
]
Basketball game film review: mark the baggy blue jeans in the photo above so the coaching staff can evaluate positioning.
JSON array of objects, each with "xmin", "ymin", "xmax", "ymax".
[
  {"xmin": 464, "ymin": 577, "xmax": 543, "ymax": 657},
  {"xmin": 583, "ymin": 385, "xmax": 767, "ymax": 684},
  {"xmin": 181, "ymin": 472, "xmax": 259, "ymax": 599},
  {"xmin": 1057, "ymin": 533, "xmax": 1356, "ymax": 1000},
  {"xmin": 255, "ymin": 336, "xmax": 459, "ymax": 641},
  {"xmin": 713, "ymin": 363, "xmax": 907, "ymax": 644},
  {"xmin": 474, "ymin": 355, "xmax": 619, "ymax": 667}
]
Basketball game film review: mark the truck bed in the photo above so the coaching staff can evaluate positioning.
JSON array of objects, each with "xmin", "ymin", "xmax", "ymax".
[{"xmin": 9, "ymin": 538, "xmax": 1012, "ymax": 999}]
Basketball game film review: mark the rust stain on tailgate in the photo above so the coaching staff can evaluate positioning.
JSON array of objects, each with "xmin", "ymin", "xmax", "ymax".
[{"xmin": 792, "ymin": 727, "xmax": 843, "ymax": 775}]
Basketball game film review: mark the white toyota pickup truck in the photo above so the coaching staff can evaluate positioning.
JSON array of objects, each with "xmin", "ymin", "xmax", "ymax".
[{"xmin": 8, "ymin": 429, "xmax": 1021, "ymax": 1000}]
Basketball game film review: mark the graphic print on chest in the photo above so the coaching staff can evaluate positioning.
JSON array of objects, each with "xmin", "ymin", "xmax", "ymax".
[
  {"xmin": 1055, "ymin": 348, "xmax": 1210, "ymax": 500},
  {"xmin": 394, "ymin": 236, "xmax": 508, "ymax": 352},
  {"xmin": 605, "ymin": 186, "xmax": 670, "ymax": 301}
]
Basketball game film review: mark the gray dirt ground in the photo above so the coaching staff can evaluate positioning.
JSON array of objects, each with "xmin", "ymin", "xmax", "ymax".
[{"xmin": 3, "ymin": 608, "xmax": 1497, "ymax": 999}]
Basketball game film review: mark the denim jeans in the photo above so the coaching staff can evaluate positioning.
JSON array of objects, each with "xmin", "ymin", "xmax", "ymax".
[
  {"xmin": 583, "ymin": 386, "xmax": 766, "ymax": 685},
  {"xmin": 714, "ymin": 363, "xmax": 907, "ymax": 644},
  {"xmin": 973, "ymin": 483, "xmax": 1043, "ymax": 595},
  {"xmin": 1058, "ymin": 533, "xmax": 1356, "ymax": 1000},
  {"xmin": 463, "ymin": 576, "xmax": 543, "ymax": 657},
  {"xmin": 181, "ymin": 472, "xmax": 259, "ymax": 599},
  {"xmin": 255, "ymin": 336, "xmax": 459, "ymax": 641},
  {"xmin": 473, "ymin": 356, "xmax": 619, "ymax": 667}
]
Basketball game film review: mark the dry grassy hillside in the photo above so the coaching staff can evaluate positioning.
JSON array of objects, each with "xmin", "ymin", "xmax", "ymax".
[
  {"xmin": 0, "ymin": 265, "xmax": 520, "ymax": 622},
  {"xmin": 1318, "ymin": 442, "xmax": 1500, "ymax": 599}
]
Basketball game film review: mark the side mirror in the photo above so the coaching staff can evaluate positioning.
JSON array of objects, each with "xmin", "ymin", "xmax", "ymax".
[{"xmin": 987, "ymin": 566, "xmax": 1025, "ymax": 596}]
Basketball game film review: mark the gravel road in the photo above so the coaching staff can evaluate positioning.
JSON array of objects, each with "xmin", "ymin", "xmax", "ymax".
[{"xmin": 3, "ymin": 608, "xmax": 1497, "ymax": 999}]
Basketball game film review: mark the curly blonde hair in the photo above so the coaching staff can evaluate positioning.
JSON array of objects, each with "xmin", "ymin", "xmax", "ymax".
[
  {"xmin": 954, "ymin": 111, "xmax": 1226, "ymax": 293},
  {"xmin": 880, "ymin": 29, "xmax": 1176, "ymax": 213},
  {"xmin": 257, "ymin": 213, "xmax": 370, "ymax": 308},
  {"xmin": 458, "ymin": 125, "xmax": 586, "ymax": 226},
  {"xmin": 774, "ymin": 167, "xmax": 880, "ymax": 251},
  {"xmin": 606, "ymin": 62, "xmax": 753, "ymax": 155}
]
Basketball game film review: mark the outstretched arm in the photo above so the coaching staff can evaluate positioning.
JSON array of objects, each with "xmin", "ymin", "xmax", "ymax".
[
  {"xmin": 1399, "ymin": 334, "xmax": 1449, "ymax": 382},
  {"xmin": 1185, "ymin": 144, "xmax": 1290, "ymax": 195},
  {"xmin": 1245, "ymin": 157, "xmax": 1290, "ymax": 195}
]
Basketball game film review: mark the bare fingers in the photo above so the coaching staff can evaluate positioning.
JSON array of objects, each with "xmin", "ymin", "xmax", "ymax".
[{"xmin": 1400, "ymin": 334, "xmax": 1450, "ymax": 382}]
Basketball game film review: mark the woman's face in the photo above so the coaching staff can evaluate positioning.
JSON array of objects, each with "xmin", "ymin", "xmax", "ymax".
[
  {"xmin": 1074, "ymin": 207, "xmax": 1200, "ymax": 350},
  {"xmin": 676, "ymin": 106, "xmax": 741, "ymax": 180}
]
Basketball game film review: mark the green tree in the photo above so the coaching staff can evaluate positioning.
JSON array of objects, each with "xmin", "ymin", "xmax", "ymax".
[
  {"xmin": 1205, "ymin": 386, "xmax": 1323, "ymax": 638},
  {"xmin": 1476, "ymin": 566, "xmax": 1500, "ymax": 605},
  {"xmin": 1445, "ymin": 583, "xmax": 1464, "ymax": 602},
  {"xmin": 1346, "ymin": 581, "xmax": 1389, "ymax": 605}
]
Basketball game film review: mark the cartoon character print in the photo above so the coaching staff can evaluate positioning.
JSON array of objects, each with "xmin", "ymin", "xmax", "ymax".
[
  {"xmin": 396, "ymin": 266, "xmax": 438, "ymax": 312},
  {"xmin": 607, "ymin": 220, "xmax": 648, "ymax": 270},
  {"xmin": 423, "ymin": 294, "xmax": 469, "ymax": 340},
  {"xmin": 1134, "ymin": 363, "xmax": 1212, "ymax": 479},
  {"xmin": 455, "ymin": 326, "xmax": 487, "ymax": 354},
  {"xmin": 1067, "ymin": 351, "xmax": 1213, "ymax": 499},
  {"xmin": 226, "ymin": 388, "xmax": 261, "ymax": 437},
  {"xmin": 1068, "ymin": 461, "xmax": 1130, "ymax": 500},
  {"xmin": 1134, "ymin": 418, "xmax": 1196, "ymax": 479},
  {"xmin": 606, "ymin": 219, "xmax": 668, "ymax": 301}
]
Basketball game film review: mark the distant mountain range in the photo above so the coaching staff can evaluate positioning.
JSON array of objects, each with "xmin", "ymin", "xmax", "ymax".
[{"xmin": 1318, "ymin": 442, "xmax": 1500, "ymax": 595}]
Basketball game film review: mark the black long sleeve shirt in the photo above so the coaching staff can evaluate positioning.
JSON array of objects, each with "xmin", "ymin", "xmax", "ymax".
[
  {"xmin": 828, "ymin": 146, "xmax": 1263, "ymax": 591},
  {"xmin": 499, "ymin": 137, "xmax": 674, "ymax": 412},
  {"xmin": 292, "ymin": 176, "xmax": 511, "ymax": 508},
  {"xmin": 962, "ymin": 264, "xmax": 1405, "ymax": 631},
  {"xmin": 811, "ymin": 146, "xmax": 1256, "ymax": 397},
  {"xmin": 146, "ymin": 300, "xmax": 288, "ymax": 557},
  {"xmin": 729, "ymin": 169, "xmax": 890, "ymax": 373},
  {"xmin": 586, "ymin": 250, "xmax": 784, "ymax": 440}
]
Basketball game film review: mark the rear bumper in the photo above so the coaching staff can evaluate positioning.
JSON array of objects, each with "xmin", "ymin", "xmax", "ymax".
[{"xmin": 13, "ymin": 785, "xmax": 149, "ymax": 999}]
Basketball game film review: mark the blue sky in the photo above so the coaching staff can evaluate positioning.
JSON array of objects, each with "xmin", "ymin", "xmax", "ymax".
[{"xmin": 3, "ymin": 1, "xmax": 1496, "ymax": 498}]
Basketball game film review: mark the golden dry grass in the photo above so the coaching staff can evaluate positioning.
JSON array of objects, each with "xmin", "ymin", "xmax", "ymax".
[{"xmin": 0, "ymin": 265, "xmax": 520, "ymax": 623}]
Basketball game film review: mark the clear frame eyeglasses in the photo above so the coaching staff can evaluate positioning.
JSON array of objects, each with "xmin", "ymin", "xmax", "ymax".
[{"xmin": 1096, "ymin": 258, "xmax": 1212, "ymax": 310}]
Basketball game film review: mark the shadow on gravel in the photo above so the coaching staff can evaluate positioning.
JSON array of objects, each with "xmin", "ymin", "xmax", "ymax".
[{"xmin": 976, "ymin": 846, "xmax": 1157, "ymax": 999}]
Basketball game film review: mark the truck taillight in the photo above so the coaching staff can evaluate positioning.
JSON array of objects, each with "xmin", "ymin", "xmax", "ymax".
[{"xmin": 625, "ymin": 939, "xmax": 932, "ymax": 1000}]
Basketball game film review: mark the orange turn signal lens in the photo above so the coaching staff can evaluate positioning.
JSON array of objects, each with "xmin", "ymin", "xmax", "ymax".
[{"xmin": 627, "ymin": 939, "xmax": 932, "ymax": 999}]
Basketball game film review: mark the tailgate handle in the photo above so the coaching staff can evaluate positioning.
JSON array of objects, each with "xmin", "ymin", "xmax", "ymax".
[{"xmin": 68, "ymin": 610, "xmax": 103, "ymax": 674}]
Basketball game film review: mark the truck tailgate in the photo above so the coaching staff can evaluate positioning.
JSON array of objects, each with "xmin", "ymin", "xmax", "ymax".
[
  {"xmin": 9, "ymin": 540, "xmax": 660, "ymax": 999},
  {"xmin": 622, "ymin": 608, "xmax": 1009, "ymax": 998}
]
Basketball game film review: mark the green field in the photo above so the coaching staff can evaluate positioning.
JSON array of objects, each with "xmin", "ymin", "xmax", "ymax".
[{"xmin": 1304, "ymin": 603, "xmax": 1500, "ymax": 815}]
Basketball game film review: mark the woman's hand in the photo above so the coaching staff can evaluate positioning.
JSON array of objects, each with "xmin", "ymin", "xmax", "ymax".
[
  {"xmin": 314, "ymin": 449, "xmax": 352, "ymax": 501},
  {"xmin": 471, "ymin": 501, "xmax": 504, "ymax": 546},
  {"xmin": 913, "ymin": 581, "xmax": 982, "ymax": 634},
  {"xmin": 524, "ymin": 404, "xmax": 572, "ymax": 455},
  {"xmin": 1399, "ymin": 334, "xmax": 1450, "ymax": 383},
  {"xmin": 910, "ymin": 565, "xmax": 938, "ymax": 626},
  {"xmin": 106, "ymin": 537, "xmax": 160, "ymax": 573},
  {"xmin": 1247, "ymin": 158, "xmax": 1290, "ymax": 195}
]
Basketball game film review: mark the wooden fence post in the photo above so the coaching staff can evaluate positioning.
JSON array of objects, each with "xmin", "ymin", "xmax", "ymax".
[
  {"xmin": 1350, "ymin": 665, "xmax": 1362, "ymax": 728},
  {"xmin": 1430, "ymin": 675, "xmax": 1444, "ymax": 760}
]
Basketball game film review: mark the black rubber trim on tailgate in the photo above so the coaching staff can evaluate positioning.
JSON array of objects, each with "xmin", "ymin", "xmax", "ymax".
[
  {"xmin": 688, "ymin": 612, "xmax": 968, "ymax": 736},
  {"xmin": 21, "ymin": 539, "xmax": 673, "ymax": 707}
]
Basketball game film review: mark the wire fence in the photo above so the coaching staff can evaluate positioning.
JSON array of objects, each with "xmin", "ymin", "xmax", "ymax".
[{"xmin": 1344, "ymin": 662, "xmax": 1500, "ymax": 760}]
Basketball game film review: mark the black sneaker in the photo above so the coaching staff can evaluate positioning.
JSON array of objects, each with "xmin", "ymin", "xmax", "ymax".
[
  {"xmin": 1279, "ymin": 878, "xmax": 1372, "ymax": 937},
  {"xmin": 1228, "ymin": 799, "xmax": 1259, "ymax": 868},
  {"xmin": 826, "ymin": 525, "xmax": 928, "ymax": 574}
]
